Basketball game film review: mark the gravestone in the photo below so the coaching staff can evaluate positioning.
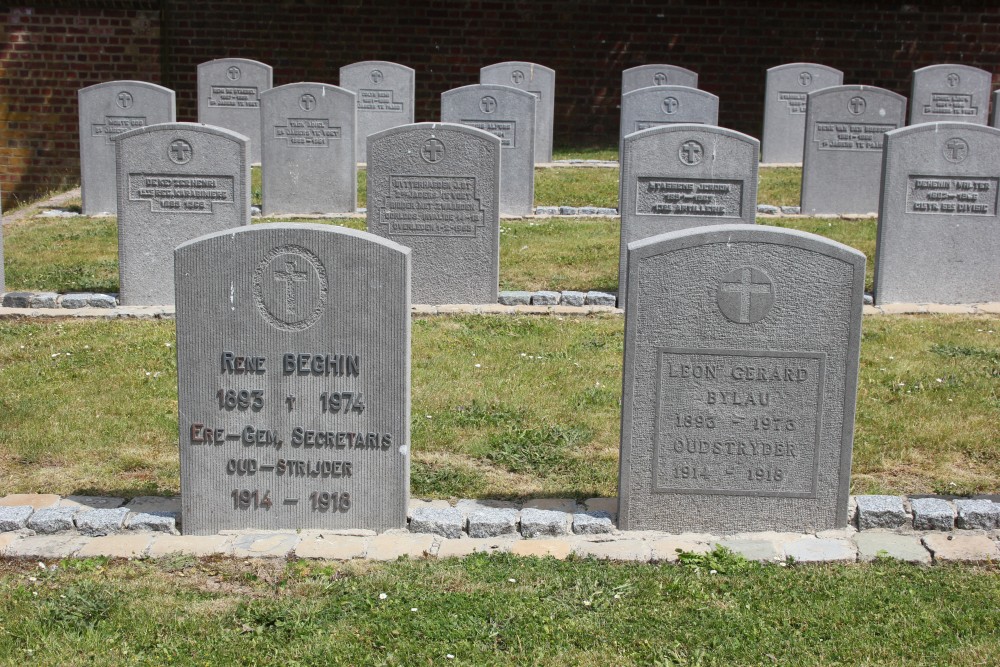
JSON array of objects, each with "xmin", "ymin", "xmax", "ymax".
[
  {"xmin": 761, "ymin": 63, "xmax": 843, "ymax": 164},
  {"xmin": 78, "ymin": 81, "xmax": 176, "ymax": 215},
  {"xmin": 441, "ymin": 84, "xmax": 535, "ymax": 216},
  {"xmin": 622, "ymin": 65, "xmax": 699, "ymax": 94},
  {"xmin": 618, "ymin": 124, "xmax": 759, "ymax": 305},
  {"xmin": 175, "ymin": 223, "xmax": 410, "ymax": 535},
  {"xmin": 800, "ymin": 85, "xmax": 906, "ymax": 215},
  {"xmin": 874, "ymin": 122, "xmax": 1000, "ymax": 304},
  {"xmin": 259, "ymin": 82, "xmax": 356, "ymax": 215},
  {"xmin": 619, "ymin": 224, "xmax": 865, "ymax": 533},
  {"xmin": 909, "ymin": 64, "xmax": 991, "ymax": 126},
  {"xmin": 992, "ymin": 90, "xmax": 1000, "ymax": 127},
  {"xmin": 619, "ymin": 86, "xmax": 719, "ymax": 155},
  {"xmin": 197, "ymin": 58, "xmax": 272, "ymax": 163},
  {"xmin": 480, "ymin": 61, "xmax": 555, "ymax": 163},
  {"xmin": 366, "ymin": 122, "xmax": 500, "ymax": 305},
  {"xmin": 115, "ymin": 123, "xmax": 250, "ymax": 305},
  {"xmin": 339, "ymin": 61, "xmax": 415, "ymax": 163}
]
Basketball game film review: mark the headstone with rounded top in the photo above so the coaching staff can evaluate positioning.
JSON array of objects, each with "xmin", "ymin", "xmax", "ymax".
[
  {"xmin": 909, "ymin": 64, "xmax": 991, "ymax": 126},
  {"xmin": 619, "ymin": 85, "xmax": 719, "ymax": 155},
  {"xmin": 79, "ymin": 81, "xmax": 176, "ymax": 215},
  {"xmin": 480, "ymin": 61, "xmax": 555, "ymax": 162},
  {"xmin": 339, "ymin": 61, "xmax": 415, "ymax": 163},
  {"xmin": 874, "ymin": 122, "xmax": 1000, "ymax": 304},
  {"xmin": 175, "ymin": 223, "xmax": 411, "ymax": 535},
  {"xmin": 761, "ymin": 63, "xmax": 843, "ymax": 164},
  {"xmin": 114, "ymin": 122, "xmax": 250, "ymax": 305},
  {"xmin": 622, "ymin": 65, "xmax": 699, "ymax": 94},
  {"xmin": 197, "ymin": 58, "xmax": 272, "ymax": 163},
  {"xmin": 800, "ymin": 85, "xmax": 906, "ymax": 214},
  {"xmin": 366, "ymin": 122, "xmax": 500, "ymax": 305},
  {"xmin": 441, "ymin": 84, "xmax": 536, "ymax": 215},
  {"xmin": 619, "ymin": 225, "xmax": 865, "ymax": 533},
  {"xmin": 259, "ymin": 82, "xmax": 356, "ymax": 215},
  {"xmin": 618, "ymin": 124, "xmax": 759, "ymax": 304}
]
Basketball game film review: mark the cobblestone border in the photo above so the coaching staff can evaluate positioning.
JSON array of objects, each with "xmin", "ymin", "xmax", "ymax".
[{"xmin": 1, "ymin": 494, "xmax": 997, "ymax": 564}]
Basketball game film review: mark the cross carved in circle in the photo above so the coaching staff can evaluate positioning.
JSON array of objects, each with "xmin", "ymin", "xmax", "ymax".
[
  {"xmin": 679, "ymin": 140, "xmax": 703, "ymax": 166},
  {"xmin": 480, "ymin": 96, "xmax": 497, "ymax": 113},
  {"xmin": 662, "ymin": 97, "xmax": 679, "ymax": 114},
  {"xmin": 421, "ymin": 138, "xmax": 446, "ymax": 163},
  {"xmin": 848, "ymin": 96, "xmax": 866, "ymax": 114},
  {"xmin": 653, "ymin": 72, "xmax": 667, "ymax": 85},
  {"xmin": 944, "ymin": 138, "xmax": 968, "ymax": 163},
  {"xmin": 117, "ymin": 92, "xmax": 133, "ymax": 109},
  {"xmin": 168, "ymin": 139, "xmax": 192, "ymax": 164}
]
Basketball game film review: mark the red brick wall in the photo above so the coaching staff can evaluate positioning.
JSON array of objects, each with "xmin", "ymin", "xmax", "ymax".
[{"xmin": 4, "ymin": 1, "xmax": 1000, "ymax": 208}]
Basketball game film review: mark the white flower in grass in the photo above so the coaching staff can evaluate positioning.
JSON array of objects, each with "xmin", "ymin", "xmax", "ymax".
[{"xmin": 378, "ymin": 592, "xmax": 387, "ymax": 600}]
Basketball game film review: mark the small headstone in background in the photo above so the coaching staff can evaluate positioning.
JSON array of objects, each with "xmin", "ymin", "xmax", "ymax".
[
  {"xmin": 78, "ymin": 81, "xmax": 176, "ymax": 215},
  {"xmin": 197, "ymin": 58, "xmax": 272, "ymax": 163},
  {"xmin": 761, "ymin": 63, "xmax": 843, "ymax": 164},
  {"xmin": 619, "ymin": 85, "xmax": 719, "ymax": 154},
  {"xmin": 259, "ymin": 82, "xmax": 356, "ymax": 215},
  {"xmin": 874, "ymin": 122, "xmax": 1000, "ymax": 304},
  {"xmin": 115, "ymin": 122, "xmax": 250, "ymax": 305},
  {"xmin": 618, "ymin": 124, "xmax": 759, "ymax": 304},
  {"xmin": 366, "ymin": 122, "xmax": 500, "ymax": 305},
  {"xmin": 175, "ymin": 223, "xmax": 411, "ymax": 535},
  {"xmin": 992, "ymin": 90, "xmax": 1000, "ymax": 128},
  {"xmin": 339, "ymin": 61, "xmax": 415, "ymax": 163},
  {"xmin": 441, "ymin": 84, "xmax": 536, "ymax": 216},
  {"xmin": 481, "ymin": 61, "xmax": 555, "ymax": 163},
  {"xmin": 619, "ymin": 224, "xmax": 865, "ymax": 533},
  {"xmin": 909, "ymin": 64, "xmax": 991, "ymax": 126},
  {"xmin": 622, "ymin": 64, "xmax": 699, "ymax": 94},
  {"xmin": 800, "ymin": 85, "xmax": 906, "ymax": 214}
]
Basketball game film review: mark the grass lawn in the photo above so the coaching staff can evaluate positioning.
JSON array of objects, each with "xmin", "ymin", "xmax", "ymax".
[
  {"xmin": 0, "ymin": 314, "xmax": 996, "ymax": 500},
  {"xmin": 0, "ymin": 554, "xmax": 997, "ymax": 666}
]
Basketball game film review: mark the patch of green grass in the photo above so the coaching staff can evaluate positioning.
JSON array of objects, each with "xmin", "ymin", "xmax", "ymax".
[
  {"xmin": 0, "ymin": 556, "xmax": 997, "ymax": 666},
  {"xmin": 3, "ymin": 215, "xmax": 118, "ymax": 293},
  {"xmin": 535, "ymin": 167, "xmax": 619, "ymax": 207},
  {"xmin": 0, "ymin": 314, "xmax": 996, "ymax": 499},
  {"xmin": 757, "ymin": 166, "xmax": 802, "ymax": 206},
  {"xmin": 500, "ymin": 217, "xmax": 621, "ymax": 292},
  {"xmin": 552, "ymin": 145, "xmax": 618, "ymax": 161}
]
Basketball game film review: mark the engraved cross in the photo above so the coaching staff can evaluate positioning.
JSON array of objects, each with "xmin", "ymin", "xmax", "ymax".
[
  {"xmin": 169, "ymin": 140, "xmax": 192, "ymax": 164},
  {"xmin": 274, "ymin": 260, "xmax": 308, "ymax": 317},
  {"xmin": 721, "ymin": 268, "xmax": 772, "ymax": 324},
  {"xmin": 945, "ymin": 138, "xmax": 967, "ymax": 162},
  {"xmin": 422, "ymin": 138, "xmax": 445, "ymax": 162}
]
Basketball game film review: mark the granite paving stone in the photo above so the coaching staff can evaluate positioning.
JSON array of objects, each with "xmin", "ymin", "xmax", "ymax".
[
  {"xmin": 954, "ymin": 499, "xmax": 1000, "ymax": 530},
  {"xmin": 409, "ymin": 508, "xmax": 465, "ymax": 539},
  {"xmin": 855, "ymin": 495, "xmax": 910, "ymax": 530},
  {"xmin": 572, "ymin": 511, "xmax": 614, "ymax": 535},
  {"xmin": 560, "ymin": 290, "xmax": 586, "ymax": 307},
  {"xmin": 520, "ymin": 508, "xmax": 570, "ymax": 538},
  {"xmin": 585, "ymin": 290, "xmax": 617, "ymax": 306},
  {"xmin": 27, "ymin": 507, "xmax": 78, "ymax": 534},
  {"xmin": 498, "ymin": 291, "xmax": 532, "ymax": 306},
  {"xmin": 0, "ymin": 506, "xmax": 34, "ymax": 532},
  {"xmin": 530, "ymin": 291, "xmax": 561, "ymax": 306},
  {"xmin": 468, "ymin": 508, "xmax": 519, "ymax": 538},
  {"xmin": 126, "ymin": 512, "xmax": 179, "ymax": 533},
  {"xmin": 75, "ymin": 507, "xmax": 130, "ymax": 536},
  {"xmin": 910, "ymin": 497, "xmax": 955, "ymax": 531}
]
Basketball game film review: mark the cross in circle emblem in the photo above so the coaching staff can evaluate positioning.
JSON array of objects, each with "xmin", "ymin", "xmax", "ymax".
[
  {"xmin": 227, "ymin": 66, "xmax": 241, "ymax": 81},
  {"xmin": 511, "ymin": 70, "xmax": 525, "ymax": 84},
  {"xmin": 662, "ymin": 97, "xmax": 679, "ymax": 114},
  {"xmin": 480, "ymin": 96, "xmax": 497, "ymax": 113},
  {"xmin": 848, "ymin": 96, "xmax": 866, "ymax": 114},
  {"xmin": 799, "ymin": 72, "xmax": 812, "ymax": 86},
  {"xmin": 117, "ymin": 92, "xmax": 133, "ymax": 109},
  {"xmin": 168, "ymin": 139, "xmax": 192, "ymax": 164},
  {"xmin": 943, "ymin": 138, "xmax": 969, "ymax": 163},
  {"xmin": 653, "ymin": 72, "xmax": 667, "ymax": 85},
  {"xmin": 421, "ymin": 138, "xmax": 446, "ymax": 163},
  {"xmin": 679, "ymin": 140, "xmax": 703, "ymax": 166}
]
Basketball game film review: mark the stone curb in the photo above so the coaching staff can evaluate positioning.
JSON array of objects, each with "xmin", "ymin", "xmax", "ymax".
[{"xmin": 0, "ymin": 493, "xmax": 996, "ymax": 564}]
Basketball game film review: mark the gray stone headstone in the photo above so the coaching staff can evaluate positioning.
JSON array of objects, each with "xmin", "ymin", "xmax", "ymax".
[
  {"xmin": 366, "ymin": 122, "xmax": 500, "ymax": 305},
  {"xmin": 992, "ymin": 90, "xmax": 1000, "ymax": 127},
  {"xmin": 78, "ymin": 81, "xmax": 176, "ymax": 215},
  {"xmin": 339, "ymin": 61, "xmax": 415, "ymax": 163},
  {"xmin": 259, "ymin": 82, "xmax": 357, "ymax": 215},
  {"xmin": 441, "ymin": 84, "xmax": 536, "ymax": 216},
  {"xmin": 618, "ymin": 124, "xmax": 759, "ymax": 305},
  {"xmin": 115, "ymin": 122, "xmax": 250, "ymax": 305},
  {"xmin": 175, "ymin": 223, "xmax": 411, "ymax": 535},
  {"xmin": 909, "ymin": 64, "xmax": 991, "ymax": 126},
  {"xmin": 800, "ymin": 85, "xmax": 906, "ymax": 215},
  {"xmin": 761, "ymin": 63, "xmax": 843, "ymax": 164},
  {"xmin": 197, "ymin": 58, "xmax": 272, "ymax": 163},
  {"xmin": 622, "ymin": 65, "xmax": 698, "ymax": 94},
  {"xmin": 874, "ymin": 122, "xmax": 1000, "ymax": 304},
  {"xmin": 481, "ymin": 61, "xmax": 555, "ymax": 163},
  {"xmin": 619, "ymin": 86, "xmax": 719, "ymax": 155},
  {"xmin": 619, "ymin": 225, "xmax": 865, "ymax": 533}
]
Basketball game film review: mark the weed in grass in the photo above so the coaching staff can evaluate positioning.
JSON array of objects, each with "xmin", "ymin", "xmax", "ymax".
[
  {"xmin": 482, "ymin": 424, "xmax": 593, "ymax": 475},
  {"xmin": 41, "ymin": 580, "xmax": 119, "ymax": 632}
]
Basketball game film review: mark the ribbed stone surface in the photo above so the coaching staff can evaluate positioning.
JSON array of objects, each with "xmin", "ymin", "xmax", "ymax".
[
  {"xmin": 855, "ymin": 495, "xmax": 909, "ymax": 530},
  {"xmin": 519, "ymin": 508, "xmax": 569, "ymax": 538},
  {"xmin": 467, "ymin": 508, "xmax": 519, "ymax": 538},
  {"xmin": 955, "ymin": 499, "xmax": 1000, "ymax": 530},
  {"xmin": 498, "ymin": 291, "xmax": 532, "ymax": 306},
  {"xmin": 910, "ymin": 497, "xmax": 954, "ymax": 531},
  {"xmin": 0, "ymin": 506, "xmax": 34, "ymax": 532},
  {"xmin": 75, "ymin": 507, "xmax": 130, "ymax": 536},
  {"xmin": 27, "ymin": 507, "xmax": 77, "ymax": 534},
  {"xmin": 572, "ymin": 511, "xmax": 614, "ymax": 535},
  {"xmin": 409, "ymin": 508, "xmax": 464, "ymax": 539}
]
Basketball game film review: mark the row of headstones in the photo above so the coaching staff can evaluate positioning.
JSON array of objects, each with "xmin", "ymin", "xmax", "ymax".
[
  {"xmin": 175, "ymin": 218, "xmax": 863, "ymax": 536},
  {"xmin": 79, "ymin": 58, "xmax": 555, "ymax": 217}
]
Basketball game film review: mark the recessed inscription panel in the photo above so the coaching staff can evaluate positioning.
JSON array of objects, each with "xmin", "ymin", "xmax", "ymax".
[
  {"xmin": 923, "ymin": 93, "xmax": 976, "ymax": 116},
  {"xmin": 358, "ymin": 89, "xmax": 404, "ymax": 112},
  {"xmin": 381, "ymin": 175, "xmax": 485, "ymax": 236},
  {"xmin": 459, "ymin": 119, "xmax": 516, "ymax": 147},
  {"xmin": 273, "ymin": 119, "xmax": 342, "ymax": 147},
  {"xmin": 653, "ymin": 349, "xmax": 824, "ymax": 497},
  {"xmin": 636, "ymin": 178, "xmax": 743, "ymax": 217},
  {"xmin": 777, "ymin": 91, "xmax": 808, "ymax": 114},
  {"xmin": 128, "ymin": 174, "xmax": 235, "ymax": 213},
  {"xmin": 209, "ymin": 86, "xmax": 260, "ymax": 109},
  {"xmin": 813, "ymin": 121, "xmax": 896, "ymax": 151},
  {"xmin": 905, "ymin": 175, "xmax": 999, "ymax": 215},
  {"xmin": 92, "ymin": 116, "xmax": 147, "ymax": 143}
]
